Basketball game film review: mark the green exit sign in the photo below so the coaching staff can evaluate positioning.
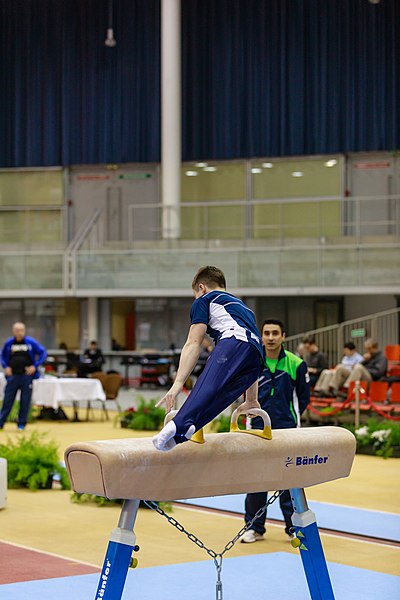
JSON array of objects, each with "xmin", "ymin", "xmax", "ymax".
[
  {"xmin": 119, "ymin": 173, "xmax": 153, "ymax": 180},
  {"xmin": 351, "ymin": 328, "xmax": 366, "ymax": 338}
]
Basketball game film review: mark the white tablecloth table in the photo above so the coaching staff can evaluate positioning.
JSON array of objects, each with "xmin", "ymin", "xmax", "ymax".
[{"xmin": 32, "ymin": 377, "xmax": 106, "ymax": 421}]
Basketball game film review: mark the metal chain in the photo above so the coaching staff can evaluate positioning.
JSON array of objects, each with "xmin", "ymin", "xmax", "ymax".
[{"xmin": 144, "ymin": 490, "xmax": 282, "ymax": 599}]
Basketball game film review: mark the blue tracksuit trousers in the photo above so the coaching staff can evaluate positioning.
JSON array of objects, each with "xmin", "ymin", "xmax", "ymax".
[
  {"xmin": 0, "ymin": 374, "xmax": 34, "ymax": 428},
  {"xmin": 245, "ymin": 489, "xmax": 294, "ymax": 535}
]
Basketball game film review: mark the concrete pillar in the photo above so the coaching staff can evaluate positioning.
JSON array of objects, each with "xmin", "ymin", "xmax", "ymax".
[
  {"xmin": 161, "ymin": 0, "xmax": 181, "ymax": 239},
  {"xmin": 98, "ymin": 299, "xmax": 112, "ymax": 351},
  {"xmin": 80, "ymin": 298, "xmax": 98, "ymax": 350}
]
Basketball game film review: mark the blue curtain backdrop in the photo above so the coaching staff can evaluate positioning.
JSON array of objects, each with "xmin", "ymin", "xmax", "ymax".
[{"xmin": 0, "ymin": 0, "xmax": 398, "ymax": 167}]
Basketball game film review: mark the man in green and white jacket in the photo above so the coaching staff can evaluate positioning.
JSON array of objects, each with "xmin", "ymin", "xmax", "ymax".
[{"xmin": 241, "ymin": 318, "xmax": 310, "ymax": 543}]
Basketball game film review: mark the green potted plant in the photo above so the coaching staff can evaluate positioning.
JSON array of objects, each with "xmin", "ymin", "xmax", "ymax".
[
  {"xmin": 210, "ymin": 413, "xmax": 246, "ymax": 433},
  {"xmin": 0, "ymin": 431, "xmax": 71, "ymax": 490},
  {"xmin": 120, "ymin": 397, "xmax": 166, "ymax": 431},
  {"xmin": 343, "ymin": 418, "xmax": 400, "ymax": 458},
  {"xmin": 71, "ymin": 492, "xmax": 172, "ymax": 512}
]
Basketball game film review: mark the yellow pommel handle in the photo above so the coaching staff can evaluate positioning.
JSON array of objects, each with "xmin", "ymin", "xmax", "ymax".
[
  {"xmin": 190, "ymin": 428, "xmax": 205, "ymax": 444},
  {"xmin": 129, "ymin": 557, "xmax": 139, "ymax": 568},
  {"xmin": 163, "ymin": 410, "xmax": 205, "ymax": 444},
  {"xmin": 230, "ymin": 407, "xmax": 272, "ymax": 440}
]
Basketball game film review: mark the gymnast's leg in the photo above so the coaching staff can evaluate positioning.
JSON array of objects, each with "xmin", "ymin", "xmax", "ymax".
[{"xmin": 153, "ymin": 339, "xmax": 261, "ymax": 451}]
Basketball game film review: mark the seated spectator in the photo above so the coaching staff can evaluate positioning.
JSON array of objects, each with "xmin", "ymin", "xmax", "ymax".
[
  {"xmin": 78, "ymin": 340, "xmax": 105, "ymax": 377},
  {"xmin": 112, "ymin": 338, "xmax": 124, "ymax": 351},
  {"xmin": 329, "ymin": 339, "xmax": 387, "ymax": 396},
  {"xmin": 313, "ymin": 342, "xmax": 363, "ymax": 397},
  {"xmin": 303, "ymin": 336, "xmax": 328, "ymax": 387},
  {"xmin": 295, "ymin": 342, "xmax": 306, "ymax": 359}
]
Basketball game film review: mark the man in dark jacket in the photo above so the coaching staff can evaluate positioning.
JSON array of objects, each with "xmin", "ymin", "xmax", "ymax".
[
  {"xmin": 240, "ymin": 319, "xmax": 310, "ymax": 543},
  {"xmin": 0, "ymin": 322, "xmax": 47, "ymax": 430},
  {"xmin": 303, "ymin": 336, "xmax": 328, "ymax": 387},
  {"xmin": 330, "ymin": 339, "xmax": 387, "ymax": 394},
  {"xmin": 78, "ymin": 340, "xmax": 105, "ymax": 377}
]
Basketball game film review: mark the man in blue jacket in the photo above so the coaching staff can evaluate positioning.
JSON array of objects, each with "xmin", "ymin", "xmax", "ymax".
[
  {"xmin": 240, "ymin": 318, "xmax": 310, "ymax": 542},
  {"xmin": 0, "ymin": 322, "xmax": 47, "ymax": 431}
]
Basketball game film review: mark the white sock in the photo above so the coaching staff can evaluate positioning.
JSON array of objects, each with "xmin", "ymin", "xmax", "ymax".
[
  {"xmin": 184, "ymin": 424, "xmax": 196, "ymax": 440},
  {"xmin": 152, "ymin": 420, "xmax": 177, "ymax": 452}
]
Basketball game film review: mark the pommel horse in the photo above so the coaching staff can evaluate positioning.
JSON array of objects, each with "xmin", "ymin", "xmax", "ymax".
[{"xmin": 65, "ymin": 421, "xmax": 356, "ymax": 600}]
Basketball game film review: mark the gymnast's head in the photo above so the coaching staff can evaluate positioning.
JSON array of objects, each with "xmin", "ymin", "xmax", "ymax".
[{"xmin": 192, "ymin": 266, "xmax": 226, "ymax": 298}]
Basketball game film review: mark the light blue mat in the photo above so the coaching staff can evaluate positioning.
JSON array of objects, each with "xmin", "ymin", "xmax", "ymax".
[
  {"xmin": 176, "ymin": 494, "xmax": 400, "ymax": 542},
  {"xmin": 1, "ymin": 553, "xmax": 399, "ymax": 600}
]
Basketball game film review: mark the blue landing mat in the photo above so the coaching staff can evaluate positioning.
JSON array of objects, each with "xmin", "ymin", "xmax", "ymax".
[
  {"xmin": 1, "ymin": 553, "xmax": 399, "ymax": 600},
  {"xmin": 176, "ymin": 494, "xmax": 400, "ymax": 542}
]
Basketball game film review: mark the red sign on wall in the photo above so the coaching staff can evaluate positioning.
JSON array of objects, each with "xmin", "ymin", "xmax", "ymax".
[
  {"xmin": 76, "ymin": 175, "xmax": 111, "ymax": 181},
  {"xmin": 353, "ymin": 162, "xmax": 390, "ymax": 169}
]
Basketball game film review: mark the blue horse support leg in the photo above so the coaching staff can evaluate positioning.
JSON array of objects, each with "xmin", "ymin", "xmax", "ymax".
[
  {"xmin": 95, "ymin": 499, "xmax": 139, "ymax": 600},
  {"xmin": 290, "ymin": 488, "xmax": 335, "ymax": 600}
]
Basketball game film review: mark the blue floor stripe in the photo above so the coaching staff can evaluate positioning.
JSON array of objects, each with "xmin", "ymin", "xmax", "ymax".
[
  {"xmin": 1, "ymin": 553, "xmax": 399, "ymax": 600},
  {"xmin": 176, "ymin": 494, "xmax": 400, "ymax": 542}
]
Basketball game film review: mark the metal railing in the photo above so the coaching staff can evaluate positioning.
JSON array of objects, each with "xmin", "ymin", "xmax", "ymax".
[
  {"xmin": 0, "ymin": 195, "xmax": 399, "ymax": 295},
  {"xmin": 125, "ymin": 194, "xmax": 400, "ymax": 249},
  {"xmin": 65, "ymin": 207, "xmax": 103, "ymax": 291},
  {"xmin": 284, "ymin": 308, "xmax": 400, "ymax": 366},
  {"xmin": 0, "ymin": 249, "xmax": 66, "ymax": 295}
]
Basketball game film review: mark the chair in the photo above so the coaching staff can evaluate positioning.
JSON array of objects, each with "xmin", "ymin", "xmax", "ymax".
[
  {"xmin": 365, "ymin": 380, "xmax": 392, "ymax": 415},
  {"xmin": 89, "ymin": 372, "xmax": 109, "ymax": 420},
  {"xmin": 102, "ymin": 373, "xmax": 123, "ymax": 419},
  {"xmin": 368, "ymin": 381, "xmax": 389, "ymax": 403},
  {"xmin": 87, "ymin": 372, "xmax": 122, "ymax": 421},
  {"xmin": 347, "ymin": 380, "xmax": 369, "ymax": 400},
  {"xmin": 385, "ymin": 345, "xmax": 400, "ymax": 376},
  {"xmin": 389, "ymin": 382, "xmax": 400, "ymax": 404},
  {"xmin": 385, "ymin": 345, "xmax": 400, "ymax": 362},
  {"xmin": 91, "ymin": 371, "xmax": 107, "ymax": 386}
]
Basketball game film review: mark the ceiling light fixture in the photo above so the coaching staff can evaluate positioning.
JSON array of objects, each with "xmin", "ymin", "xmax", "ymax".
[
  {"xmin": 262, "ymin": 162, "xmax": 274, "ymax": 168},
  {"xmin": 291, "ymin": 171, "xmax": 304, "ymax": 177},
  {"xmin": 185, "ymin": 171, "xmax": 198, "ymax": 177},
  {"xmin": 203, "ymin": 166, "xmax": 217, "ymax": 172},
  {"xmin": 324, "ymin": 159, "xmax": 338, "ymax": 167},
  {"xmin": 105, "ymin": 0, "xmax": 116, "ymax": 47},
  {"xmin": 251, "ymin": 168, "xmax": 263, "ymax": 174}
]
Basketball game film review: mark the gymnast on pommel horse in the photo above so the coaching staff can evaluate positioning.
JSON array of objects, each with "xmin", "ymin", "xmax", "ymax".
[
  {"xmin": 153, "ymin": 265, "xmax": 265, "ymax": 451},
  {"xmin": 65, "ymin": 267, "xmax": 356, "ymax": 600}
]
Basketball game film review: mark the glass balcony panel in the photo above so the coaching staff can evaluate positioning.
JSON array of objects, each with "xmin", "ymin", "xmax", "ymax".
[
  {"xmin": 359, "ymin": 248, "xmax": 400, "ymax": 285},
  {"xmin": 321, "ymin": 249, "xmax": 359, "ymax": 286},
  {"xmin": 0, "ymin": 254, "xmax": 63, "ymax": 289},
  {"xmin": 239, "ymin": 251, "xmax": 279, "ymax": 287},
  {"xmin": 279, "ymin": 250, "xmax": 320, "ymax": 286}
]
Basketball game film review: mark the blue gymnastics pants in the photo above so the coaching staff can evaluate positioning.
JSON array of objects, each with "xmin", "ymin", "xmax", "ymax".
[{"xmin": 173, "ymin": 338, "xmax": 262, "ymax": 444}]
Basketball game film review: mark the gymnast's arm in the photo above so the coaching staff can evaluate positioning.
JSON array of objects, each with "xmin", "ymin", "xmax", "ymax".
[
  {"xmin": 156, "ymin": 323, "xmax": 207, "ymax": 412},
  {"xmin": 240, "ymin": 379, "xmax": 261, "ymax": 414}
]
